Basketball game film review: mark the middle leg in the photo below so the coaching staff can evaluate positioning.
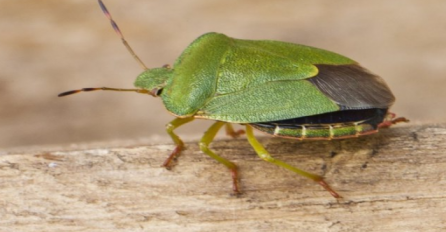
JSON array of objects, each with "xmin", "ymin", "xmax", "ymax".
[{"xmin": 200, "ymin": 121, "xmax": 240, "ymax": 194}]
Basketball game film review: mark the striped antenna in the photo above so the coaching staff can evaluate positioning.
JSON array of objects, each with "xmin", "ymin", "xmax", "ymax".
[
  {"xmin": 58, "ymin": 1, "xmax": 151, "ymax": 98},
  {"xmin": 58, "ymin": 87, "xmax": 151, "ymax": 97},
  {"xmin": 98, "ymin": 0, "xmax": 148, "ymax": 70}
]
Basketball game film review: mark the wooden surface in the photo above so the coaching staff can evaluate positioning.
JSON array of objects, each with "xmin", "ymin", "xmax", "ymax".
[{"xmin": 1, "ymin": 124, "xmax": 445, "ymax": 232}]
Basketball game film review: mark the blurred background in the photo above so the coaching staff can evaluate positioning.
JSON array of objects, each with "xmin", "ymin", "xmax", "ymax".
[{"xmin": 1, "ymin": 0, "xmax": 445, "ymax": 149}]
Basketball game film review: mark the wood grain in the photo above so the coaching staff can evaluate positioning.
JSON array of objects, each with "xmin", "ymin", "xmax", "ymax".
[{"xmin": 1, "ymin": 124, "xmax": 445, "ymax": 232}]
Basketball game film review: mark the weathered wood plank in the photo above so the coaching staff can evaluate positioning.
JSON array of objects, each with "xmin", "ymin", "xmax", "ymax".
[{"xmin": 1, "ymin": 124, "xmax": 445, "ymax": 232}]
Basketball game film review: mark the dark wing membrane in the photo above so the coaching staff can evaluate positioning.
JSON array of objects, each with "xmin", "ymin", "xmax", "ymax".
[{"xmin": 308, "ymin": 64, "xmax": 395, "ymax": 109}]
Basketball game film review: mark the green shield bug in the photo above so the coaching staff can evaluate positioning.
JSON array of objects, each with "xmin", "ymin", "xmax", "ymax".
[{"xmin": 59, "ymin": 0, "xmax": 408, "ymax": 198}]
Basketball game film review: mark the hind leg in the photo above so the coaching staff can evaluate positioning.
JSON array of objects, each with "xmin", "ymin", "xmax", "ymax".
[{"xmin": 245, "ymin": 125, "xmax": 341, "ymax": 198}]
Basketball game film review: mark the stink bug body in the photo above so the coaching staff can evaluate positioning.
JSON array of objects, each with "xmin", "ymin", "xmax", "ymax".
[{"xmin": 59, "ymin": 0, "xmax": 408, "ymax": 198}]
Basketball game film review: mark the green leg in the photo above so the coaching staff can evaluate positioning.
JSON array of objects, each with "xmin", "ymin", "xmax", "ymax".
[
  {"xmin": 225, "ymin": 123, "xmax": 245, "ymax": 138},
  {"xmin": 200, "ymin": 121, "xmax": 240, "ymax": 194},
  {"xmin": 245, "ymin": 125, "xmax": 341, "ymax": 198},
  {"xmin": 162, "ymin": 117, "xmax": 195, "ymax": 168}
]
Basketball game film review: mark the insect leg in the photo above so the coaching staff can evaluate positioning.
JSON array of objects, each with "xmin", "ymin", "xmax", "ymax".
[
  {"xmin": 378, "ymin": 112, "xmax": 409, "ymax": 128},
  {"xmin": 163, "ymin": 117, "xmax": 195, "ymax": 168},
  {"xmin": 245, "ymin": 125, "xmax": 341, "ymax": 198},
  {"xmin": 200, "ymin": 121, "xmax": 240, "ymax": 194},
  {"xmin": 225, "ymin": 123, "xmax": 245, "ymax": 138}
]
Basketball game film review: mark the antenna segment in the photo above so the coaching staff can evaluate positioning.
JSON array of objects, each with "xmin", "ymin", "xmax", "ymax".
[
  {"xmin": 98, "ymin": 0, "xmax": 148, "ymax": 70},
  {"xmin": 58, "ymin": 87, "xmax": 150, "ymax": 97},
  {"xmin": 58, "ymin": 1, "xmax": 152, "ymax": 98}
]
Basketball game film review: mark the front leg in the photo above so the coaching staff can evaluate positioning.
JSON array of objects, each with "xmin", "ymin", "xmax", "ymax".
[{"xmin": 162, "ymin": 117, "xmax": 194, "ymax": 168}]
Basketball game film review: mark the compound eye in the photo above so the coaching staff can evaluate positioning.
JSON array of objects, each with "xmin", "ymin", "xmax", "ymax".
[{"xmin": 151, "ymin": 88, "xmax": 163, "ymax": 96}]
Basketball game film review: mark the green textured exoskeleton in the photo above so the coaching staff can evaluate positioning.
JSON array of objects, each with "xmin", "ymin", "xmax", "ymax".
[{"xmin": 59, "ymin": 0, "xmax": 408, "ymax": 198}]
